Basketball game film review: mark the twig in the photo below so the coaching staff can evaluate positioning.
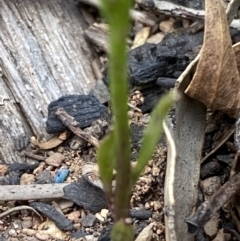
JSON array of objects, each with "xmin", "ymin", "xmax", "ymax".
[
  {"xmin": 0, "ymin": 205, "xmax": 43, "ymax": 221},
  {"xmin": 0, "ymin": 183, "xmax": 68, "ymax": 201},
  {"xmin": 21, "ymin": 150, "xmax": 45, "ymax": 161},
  {"xmin": 55, "ymin": 108, "xmax": 99, "ymax": 148},
  {"xmin": 226, "ymin": 0, "xmax": 240, "ymax": 24},
  {"xmin": 201, "ymin": 128, "xmax": 234, "ymax": 164},
  {"xmin": 185, "ymin": 172, "xmax": 240, "ymax": 233}
]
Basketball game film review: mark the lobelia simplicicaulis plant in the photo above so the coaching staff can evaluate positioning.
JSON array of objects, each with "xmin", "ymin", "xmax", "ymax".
[{"xmin": 97, "ymin": 0, "xmax": 177, "ymax": 240}]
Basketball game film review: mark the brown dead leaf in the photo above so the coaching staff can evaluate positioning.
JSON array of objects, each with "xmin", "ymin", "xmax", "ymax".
[
  {"xmin": 185, "ymin": 0, "xmax": 240, "ymax": 118},
  {"xmin": 30, "ymin": 132, "xmax": 69, "ymax": 150},
  {"xmin": 131, "ymin": 27, "xmax": 151, "ymax": 49}
]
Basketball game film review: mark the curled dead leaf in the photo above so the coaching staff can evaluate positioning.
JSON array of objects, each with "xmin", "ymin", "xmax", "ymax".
[
  {"xmin": 30, "ymin": 131, "xmax": 69, "ymax": 150},
  {"xmin": 185, "ymin": 0, "xmax": 240, "ymax": 117}
]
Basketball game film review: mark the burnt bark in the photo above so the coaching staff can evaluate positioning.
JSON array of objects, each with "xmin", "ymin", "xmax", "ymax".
[{"xmin": 0, "ymin": 0, "xmax": 96, "ymax": 163}]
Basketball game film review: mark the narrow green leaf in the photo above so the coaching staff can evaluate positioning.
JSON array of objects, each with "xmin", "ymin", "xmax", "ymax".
[
  {"xmin": 97, "ymin": 132, "xmax": 114, "ymax": 193},
  {"xmin": 111, "ymin": 220, "xmax": 134, "ymax": 241},
  {"xmin": 131, "ymin": 91, "xmax": 177, "ymax": 185}
]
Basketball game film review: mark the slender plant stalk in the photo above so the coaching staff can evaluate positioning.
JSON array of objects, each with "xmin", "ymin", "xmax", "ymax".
[{"xmin": 100, "ymin": 0, "xmax": 133, "ymax": 221}]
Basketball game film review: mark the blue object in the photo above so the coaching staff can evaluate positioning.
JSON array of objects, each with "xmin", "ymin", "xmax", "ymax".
[{"xmin": 54, "ymin": 167, "xmax": 69, "ymax": 183}]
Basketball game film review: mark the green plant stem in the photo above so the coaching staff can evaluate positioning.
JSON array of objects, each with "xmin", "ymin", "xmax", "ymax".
[{"xmin": 100, "ymin": 0, "xmax": 133, "ymax": 221}]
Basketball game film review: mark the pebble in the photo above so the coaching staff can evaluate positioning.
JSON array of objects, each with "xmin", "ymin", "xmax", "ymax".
[
  {"xmin": 182, "ymin": 18, "xmax": 190, "ymax": 28},
  {"xmin": 45, "ymin": 152, "xmax": 65, "ymax": 167},
  {"xmin": 100, "ymin": 209, "xmax": 109, "ymax": 219},
  {"xmin": 20, "ymin": 173, "xmax": 35, "ymax": 185},
  {"xmin": 0, "ymin": 164, "xmax": 8, "ymax": 175},
  {"xmin": 152, "ymin": 166, "xmax": 160, "ymax": 176},
  {"xmin": 147, "ymin": 33, "xmax": 165, "ymax": 44},
  {"xmin": 153, "ymin": 201, "xmax": 162, "ymax": 211},
  {"xmin": 201, "ymin": 176, "xmax": 221, "ymax": 196},
  {"xmin": 9, "ymin": 229, "xmax": 17, "ymax": 236},
  {"xmin": 21, "ymin": 219, "xmax": 32, "ymax": 229},
  {"xmin": 95, "ymin": 213, "xmax": 105, "ymax": 222},
  {"xmin": 58, "ymin": 200, "xmax": 74, "ymax": 210},
  {"xmin": 81, "ymin": 213, "xmax": 96, "ymax": 227},
  {"xmin": 67, "ymin": 210, "xmax": 81, "ymax": 221},
  {"xmin": 159, "ymin": 18, "xmax": 174, "ymax": 33},
  {"xmin": 35, "ymin": 232, "xmax": 50, "ymax": 241},
  {"xmin": 22, "ymin": 228, "xmax": 37, "ymax": 236},
  {"xmin": 203, "ymin": 212, "xmax": 220, "ymax": 239}
]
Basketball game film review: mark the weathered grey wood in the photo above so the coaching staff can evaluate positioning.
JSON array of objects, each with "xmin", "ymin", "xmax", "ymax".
[
  {"xmin": 0, "ymin": 183, "xmax": 68, "ymax": 201},
  {"xmin": 0, "ymin": 0, "xmax": 97, "ymax": 163}
]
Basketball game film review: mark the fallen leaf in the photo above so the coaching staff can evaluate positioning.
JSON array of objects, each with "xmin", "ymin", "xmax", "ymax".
[
  {"xmin": 134, "ymin": 222, "xmax": 154, "ymax": 241},
  {"xmin": 185, "ymin": 0, "xmax": 240, "ymax": 117},
  {"xmin": 38, "ymin": 219, "xmax": 67, "ymax": 240},
  {"xmin": 132, "ymin": 27, "xmax": 151, "ymax": 49},
  {"xmin": 30, "ymin": 131, "xmax": 69, "ymax": 150}
]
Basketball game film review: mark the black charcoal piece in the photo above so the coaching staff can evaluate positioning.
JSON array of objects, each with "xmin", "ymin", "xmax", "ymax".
[
  {"xmin": 216, "ymin": 155, "xmax": 234, "ymax": 166},
  {"xmin": 71, "ymin": 230, "xmax": 89, "ymax": 239},
  {"xmin": 7, "ymin": 163, "xmax": 39, "ymax": 174},
  {"xmin": 35, "ymin": 170, "xmax": 53, "ymax": 184},
  {"xmin": 63, "ymin": 176, "xmax": 107, "ymax": 213},
  {"xmin": 81, "ymin": 213, "xmax": 96, "ymax": 227},
  {"xmin": 130, "ymin": 209, "xmax": 152, "ymax": 220},
  {"xmin": 128, "ymin": 32, "xmax": 203, "ymax": 86},
  {"xmin": 46, "ymin": 94, "xmax": 109, "ymax": 134},
  {"xmin": 8, "ymin": 172, "xmax": 20, "ymax": 185},
  {"xmin": 30, "ymin": 202, "xmax": 74, "ymax": 231},
  {"xmin": 156, "ymin": 77, "xmax": 176, "ymax": 89},
  {"xmin": 98, "ymin": 225, "xmax": 112, "ymax": 241},
  {"xmin": 200, "ymin": 161, "xmax": 222, "ymax": 180}
]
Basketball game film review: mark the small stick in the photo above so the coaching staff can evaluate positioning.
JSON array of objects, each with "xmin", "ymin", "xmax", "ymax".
[
  {"xmin": 185, "ymin": 172, "xmax": 240, "ymax": 233},
  {"xmin": 201, "ymin": 128, "xmax": 234, "ymax": 164},
  {"xmin": 21, "ymin": 150, "xmax": 46, "ymax": 161},
  {"xmin": 0, "ymin": 183, "xmax": 68, "ymax": 201},
  {"xmin": 0, "ymin": 206, "xmax": 43, "ymax": 221},
  {"xmin": 55, "ymin": 108, "xmax": 99, "ymax": 148}
]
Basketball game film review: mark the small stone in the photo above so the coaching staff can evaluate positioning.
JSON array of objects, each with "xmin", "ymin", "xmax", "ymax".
[
  {"xmin": 57, "ymin": 146, "xmax": 65, "ymax": 153},
  {"xmin": 45, "ymin": 153, "xmax": 65, "ymax": 167},
  {"xmin": 153, "ymin": 201, "xmax": 162, "ymax": 211},
  {"xmin": 147, "ymin": 33, "xmax": 165, "ymax": 44},
  {"xmin": 152, "ymin": 166, "xmax": 160, "ymax": 176},
  {"xmin": 67, "ymin": 210, "xmax": 81, "ymax": 221},
  {"xmin": 159, "ymin": 19, "xmax": 174, "ymax": 33},
  {"xmin": 22, "ymin": 228, "xmax": 37, "ymax": 236},
  {"xmin": 0, "ymin": 164, "xmax": 8, "ymax": 175},
  {"xmin": 20, "ymin": 174, "xmax": 35, "ymax": 185},
  {"xmin": 58, "ymin": 200, "xmax": 74, "ymax": 210},
  {"xmin": 201, "ymin": 176, "xmax": 221, "ymax": 196},
  {"xmin": 203, "ymin": 212, "xmax": 220, "ymax": 239},
  {"xmin": 100, "ymin": 209, "xmax": 109, "ymax": 219},
  {"xmin": 145, "ymin": 202, "xmax": 150, "ymax": 209},
  {"xmin": 35, "ymin": 232, "xmax": 50, "ymax": 241},
  {"xmin": 182, "ymin": 18, "xmax": 190, "ymax": 28},
  {"xmin": 21, "ymin": 219, "xmax": 32, "ymax": 229},
  {"xmin": 9, "ymin": 229, "xmax": 17, "ymax": 236},
  {"xmin": 81, "ymin": 213, "xmax": 96, "ymax": 227},
  {"xmin": 95, "ymin": 213, "xmax": 104, "ymax": 222}
]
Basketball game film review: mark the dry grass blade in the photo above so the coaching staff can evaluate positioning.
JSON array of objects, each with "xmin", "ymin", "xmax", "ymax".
[{"xmin": 185, "ymin": 0, "xmax": 240, "ymax": 118}]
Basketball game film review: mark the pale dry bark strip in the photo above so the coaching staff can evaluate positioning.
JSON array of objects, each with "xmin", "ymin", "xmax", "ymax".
[
  {"xmin": 0, "ymin": 0, "xmax": 97, "ymax": 164},
  {"xmin": 0, "ymin": 183, "xmax": 68, "ymax": 201}
]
